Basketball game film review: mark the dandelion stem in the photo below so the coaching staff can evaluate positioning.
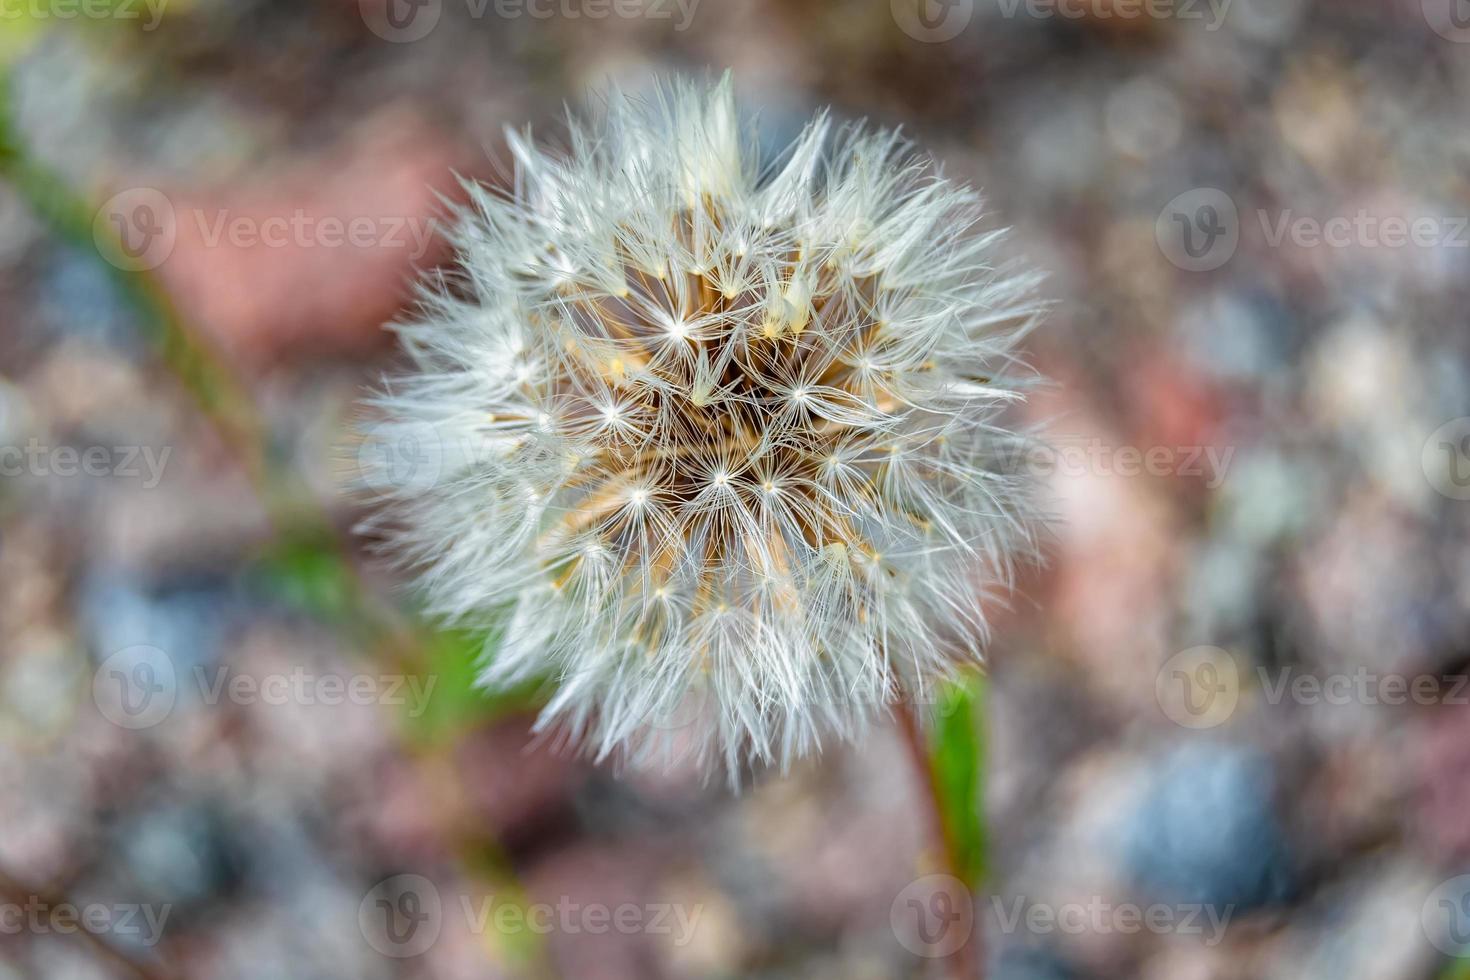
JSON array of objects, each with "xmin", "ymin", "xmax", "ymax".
[{"xmin": 894, "ymin": 692, "xmax": 983, "ymax": 980}]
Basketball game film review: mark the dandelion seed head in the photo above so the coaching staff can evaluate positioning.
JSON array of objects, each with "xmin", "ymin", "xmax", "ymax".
[{"xmin": 363, "ymin": 75, "xmax": 1047, "ymax": 779}]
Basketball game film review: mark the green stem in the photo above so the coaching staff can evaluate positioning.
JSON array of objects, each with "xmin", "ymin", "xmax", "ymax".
[{"xmin": 895, "ymin": 692, "xmax": 984, "ymax": 980}]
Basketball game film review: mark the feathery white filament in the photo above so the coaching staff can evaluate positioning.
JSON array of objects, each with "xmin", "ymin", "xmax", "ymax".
[{"xmin": 364, "ymin": 76, "xmax": 1045, "ymax": 777}]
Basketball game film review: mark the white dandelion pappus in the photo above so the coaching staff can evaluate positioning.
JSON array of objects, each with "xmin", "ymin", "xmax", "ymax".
[{"xmin": 362, "ymin": 76, "xmax": 1045, "ymax": 777}]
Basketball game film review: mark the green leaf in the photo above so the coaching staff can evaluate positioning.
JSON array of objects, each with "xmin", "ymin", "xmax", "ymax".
[{"xmin": 929, "ymin": 672, "xmax": 988, "ymax": 887}]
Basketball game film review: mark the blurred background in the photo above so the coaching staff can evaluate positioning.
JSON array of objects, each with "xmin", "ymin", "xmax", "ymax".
[{"xmin": 2, "ymin": 0, "xmax": 1470, "ymax": 977}]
